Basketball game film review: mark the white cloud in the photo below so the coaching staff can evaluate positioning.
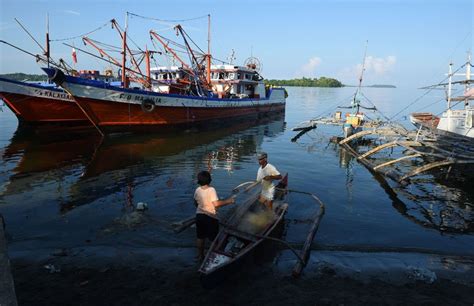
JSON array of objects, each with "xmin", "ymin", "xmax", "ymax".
[
  {"xmin": 62, "ymin": 10, "xmax": 81, "ymax": 16},
  {"xmin": 355, "ymin": 55, "xmax": 396, "ymax": 77},
  {"xmin": 339, "ymin": 55, "xmax": 396, "ymax": 84},
  {"xmin": 295, "ymin": 56, "xmax": 321, "ymax": 78}
]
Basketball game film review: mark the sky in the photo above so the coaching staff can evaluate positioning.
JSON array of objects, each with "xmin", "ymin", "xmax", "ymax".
[{"xmin": 0, "ymin": 0, "xmax": 472, "ymax": 88}]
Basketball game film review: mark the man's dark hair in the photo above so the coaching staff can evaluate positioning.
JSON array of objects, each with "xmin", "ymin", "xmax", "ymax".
[{"xmin": 197, "ymin": 171, "xmax": 212, "ymax": 186}]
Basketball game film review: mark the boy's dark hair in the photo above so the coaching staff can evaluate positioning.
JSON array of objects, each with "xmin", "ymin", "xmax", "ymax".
[{"xmin": 197, "ymin": 171, "xmax": 212, "ymax": 186}]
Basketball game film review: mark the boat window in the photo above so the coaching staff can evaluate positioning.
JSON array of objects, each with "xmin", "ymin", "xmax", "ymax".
[
  {"xmin": 228, "ymin": 73, "xmax": 235, "ymax": 79},
  {"xmin": 466, "ymin": 110, "xmax": 473, "ymax": 128},
  {"xmin": 237, "ymin": 73, "xmax": 242, "ymax": 79}
]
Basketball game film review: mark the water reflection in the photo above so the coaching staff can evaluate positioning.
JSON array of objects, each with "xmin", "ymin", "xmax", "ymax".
[
  {"xmin": 334, "ymin": 143, "xmax": 474, "ymax": 234},
  {"xmin": 1, "ymin": 128, "xmax": 102, "ymax": 196},
  {"xmin": 1, "ymin": 115, "xmax": 285, "ymax": 215}
]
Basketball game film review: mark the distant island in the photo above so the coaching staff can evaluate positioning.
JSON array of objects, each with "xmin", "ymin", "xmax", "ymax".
[
  {"xmin": 265, "ymin": 77, "xmax": 343, "ymax": 88},
  {"xmin": 2, "ymin": 73, "xmax": 397, "ymax": 89},
  {"xmin": 0, "ymin": 73, "xmax": 47, "ymax": 82},
  {"xmin": 344, "ymin": 84, "xmax": 397, "ymax": 88}
]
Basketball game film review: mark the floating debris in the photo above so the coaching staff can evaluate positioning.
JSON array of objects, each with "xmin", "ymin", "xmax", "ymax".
[{"xmin": 44, "ymin": 264, "xmax": 61, "ymax": 274}]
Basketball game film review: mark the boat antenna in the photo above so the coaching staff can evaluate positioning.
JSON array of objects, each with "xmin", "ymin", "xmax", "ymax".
[
  {"xmin": 466, "ymin": 51, "xmax": 471, "ymax": 107},
  {"xmin": 447, "ymin": 62, "xmax": 453, "ymax": 109},
  {"xmin": 46, "ymin": 13, "xmax": 50, "ymax": 69},
  {"xmin": 227, "ymin": 49, "xmax": 236, "ymax": 64},
  {"xmin": 353, "ymin": 40, "xmax": 368, "ymax": 112},
  {"xmin": 206, "ymin": 14, "xmax": 211, "ymax": 84}
]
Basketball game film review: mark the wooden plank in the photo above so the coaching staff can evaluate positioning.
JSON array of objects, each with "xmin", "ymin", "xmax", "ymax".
[
  {"xmin": 0, "ymin": 215, "xmax": 17, "ymax": 306},
  {"xmin": 373, "ymin": 154, "xmax": 421, "ymax": 170},
  {"xmin": 340, "ymin": 142, "xmax": 405, "ymax": 183},
  {"xmin": 358, "ymin": 141, "xmax": 399, "ymax": 159},
  {"xmin": 399, "ymin": 159, "xmax": 474, "ymax": 182},
  {"xmin": 339, "ymin": 129, "xmax": 374, "ymax": 144}
]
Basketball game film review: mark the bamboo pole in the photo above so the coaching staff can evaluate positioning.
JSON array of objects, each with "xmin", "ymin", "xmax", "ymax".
[
  {"xmin": 292, "ymin": 193, "xmax": 325, "ymax": 278},
  {"xmin": 358, "ymin": 141, "xmax": 421, "ymax": 160},
  {"xmin": 399, "ymin": 159, "xmax": 474, "ymax": 182},
  {"xmin": 373, "ymin": 154, "xmax": 421, "ymax": 170}
]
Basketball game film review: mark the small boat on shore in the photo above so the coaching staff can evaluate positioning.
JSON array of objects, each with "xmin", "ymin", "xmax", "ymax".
[{"xmin": 199, "ymin": 174, "xmax": 289, "ymax": 282}]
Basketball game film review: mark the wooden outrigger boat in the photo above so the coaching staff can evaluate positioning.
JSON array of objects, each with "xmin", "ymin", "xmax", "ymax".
[
  {"xmin": 199, "ymin": 174, "xmax": 289, "ymax": 282},
  {"xmin": 171, "ymin": 175, "xmax": 325, "ymax": 283}
]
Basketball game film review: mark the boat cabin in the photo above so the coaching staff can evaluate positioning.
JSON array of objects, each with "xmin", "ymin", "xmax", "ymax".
[
  {"xmin": 76, "ymin": 69, "xmax": 118, "ymax": 84},
  {"xmin": 150, "ymin": 66, "xmax": 192, "ymax": 94},
  {"xmin": 210, "ymin": 65, "xmax": 266, "ymax": 99}
]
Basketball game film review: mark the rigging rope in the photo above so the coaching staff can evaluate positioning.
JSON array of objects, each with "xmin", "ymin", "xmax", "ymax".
[
  {"xmin": 359, "ymin": 91, "xmax": 391, "ymax": 121},
  {"xmin": 50, "ymin": 20, "xmax": 112, "ymax": 42},
  {"xmin": 127, "ymin": 12, "xmax": 208, "ymax": 23},
  {"xmin": 389, "ymin": 63, "xmax": 468, "ymax": 121}
]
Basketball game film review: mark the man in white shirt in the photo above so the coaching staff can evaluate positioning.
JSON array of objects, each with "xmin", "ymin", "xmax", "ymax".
[{"xmin": 256, "ymin": 152, "xmax": 282, "ymax": 210}]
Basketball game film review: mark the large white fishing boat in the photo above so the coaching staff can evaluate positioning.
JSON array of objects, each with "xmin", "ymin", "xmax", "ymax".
[{"xmin": 410, "ymin": 54, "xmax": 474, "ymax": 149}]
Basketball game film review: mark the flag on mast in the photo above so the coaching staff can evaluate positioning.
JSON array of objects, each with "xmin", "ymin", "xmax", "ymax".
[{"xmin": 72, "ymin": 48, "xmax": 77, "ymax": 64}]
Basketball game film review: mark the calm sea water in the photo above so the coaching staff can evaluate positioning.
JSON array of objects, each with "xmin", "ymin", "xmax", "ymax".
[{"xmin": 0, "ymin": 86, "xmax": 473, "ymax": 259}]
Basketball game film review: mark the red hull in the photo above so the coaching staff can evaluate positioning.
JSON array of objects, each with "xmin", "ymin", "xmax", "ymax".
[
  {"xmin": 75, "ymin": 97, "xmax": 285, "ymax": 129},
  {"xmin": 410, "ymin": 112, "xmax": 440, "ymax": 129},
  {"xmin": 0, "ymin": 92, "xmax": 89, "ymax": 125}
]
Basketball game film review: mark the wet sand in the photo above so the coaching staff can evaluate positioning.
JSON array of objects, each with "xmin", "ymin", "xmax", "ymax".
[{"xmin": 9, "ymin": 246, "xmax": 474, "ymax": 305}]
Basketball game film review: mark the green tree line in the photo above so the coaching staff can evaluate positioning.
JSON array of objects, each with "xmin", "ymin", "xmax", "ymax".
[
  {"xmin": 265, "ymin": 77, "xmax": 343, "ymax": 88},
  {"xmin": 0, "ymin": 73, "xmax": 47, "ymax": 82}
]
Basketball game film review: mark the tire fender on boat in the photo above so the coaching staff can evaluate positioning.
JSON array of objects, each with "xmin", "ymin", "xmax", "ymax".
[
  {"xmin": 141, "ymin": 99, "xmax": 155, "ymax": 113},
  {"xmin": 50, "ymin": 69, "xmax": 65, "ymax": 86}
]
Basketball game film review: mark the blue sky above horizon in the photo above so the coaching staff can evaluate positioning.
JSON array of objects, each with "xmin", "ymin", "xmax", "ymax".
[{"xmin": 0, "ymin": 0, "xmax": 472, "ymax": 88}]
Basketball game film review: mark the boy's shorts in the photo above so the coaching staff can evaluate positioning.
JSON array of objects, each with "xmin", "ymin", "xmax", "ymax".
[{"xmin": 196, "ymin": 213, "xmax": 219, "ymax": 240}]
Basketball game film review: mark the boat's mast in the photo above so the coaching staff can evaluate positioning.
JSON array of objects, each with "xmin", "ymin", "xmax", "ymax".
[
  {"xmin": 122, "ymin": 13, "xmax": 128, "ymax": 88},
  {"xmin": 146, "ymin": 46, "xmax": 151, "ymax": 88},
  {"xmin": 206, "ymin": 14, "xmax": 211, "ymax": 84},
  {"xmin": 46, "ymin": 13, "xmax": 50, "ymax": 69},
  {"xmin": 447, "ymin": 62, "xmax": 453, "ymax": 109},
  {"xmin": 354, "ymin": 40, "xmax": 368, "ymax": 113},
  {"xmin": 466, "ymin": 52, "xmax": 471, "ymax": 106}
]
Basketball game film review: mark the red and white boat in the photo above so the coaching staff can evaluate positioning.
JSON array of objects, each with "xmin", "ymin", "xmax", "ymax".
[
  {"xmin": 43, "ymin": 66, "xmax": 286, "ymax": 133},
  {"xmin": 0, "ymin": 77, "xmax": 87, "ymax": 126},
  {"xmin": 0, "ymin": 70, "xmax": 120, "ymax": 127}
]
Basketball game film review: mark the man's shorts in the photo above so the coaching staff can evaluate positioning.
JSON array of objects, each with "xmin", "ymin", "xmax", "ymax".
[
  {"xmin": 260, "ymin": 187, "xmax": 275, "ymax": 201},
  {"xmin": 196, "ymin": 213, "xmax": 219, "ymax": 240}
]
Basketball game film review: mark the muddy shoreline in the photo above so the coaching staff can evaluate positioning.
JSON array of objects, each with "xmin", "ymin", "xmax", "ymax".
[
  {"xmin": 9, "ymin": 246, "xmax": 474, "ymax": 305},
  {"xmin": 12, "ymin": 263, "xmax": 473, "ymax": 305}
]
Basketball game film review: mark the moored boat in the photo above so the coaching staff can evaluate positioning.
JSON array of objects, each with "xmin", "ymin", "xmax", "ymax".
[
  {"xmin": 409, "ymin": 54, "xmax": 474, "ymax": 150},
  {"xmin": 0, "ymin": 70, "xmax": 121, "ymax": 127},
  {"xmin": 43, "ymin": 67, "xmax": 286, "ymax": 133},
  {"xmin": 0, "ymin": 77, "xmax": 87, "ymax": 126}
]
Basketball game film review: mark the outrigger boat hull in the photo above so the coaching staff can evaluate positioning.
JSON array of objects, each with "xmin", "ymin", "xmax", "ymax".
[{"xmin": 199, "ymin": 175, "xmax": 289, "ymax": 286}]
